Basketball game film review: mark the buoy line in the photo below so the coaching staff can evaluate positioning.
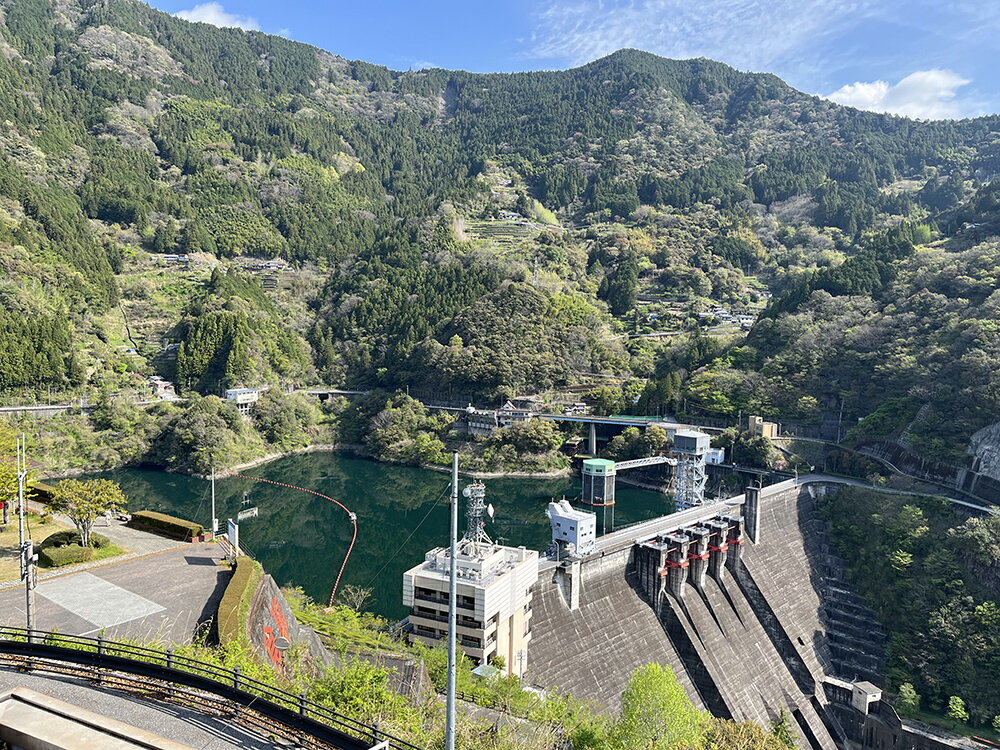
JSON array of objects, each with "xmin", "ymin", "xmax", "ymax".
[{"xmin": 228, "ymin": 472, "xmax": 357, "ymax": 606}]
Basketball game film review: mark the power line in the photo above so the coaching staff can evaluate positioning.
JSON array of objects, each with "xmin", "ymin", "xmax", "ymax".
[{"xmin": 362, "ymin": 480, "xmax": 451, "ymax": 590}]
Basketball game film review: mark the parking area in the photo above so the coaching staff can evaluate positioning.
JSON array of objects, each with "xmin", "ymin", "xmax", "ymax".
[{"xmin": 0, "ymin": 543, "xmax": 230, "ymax": 644}]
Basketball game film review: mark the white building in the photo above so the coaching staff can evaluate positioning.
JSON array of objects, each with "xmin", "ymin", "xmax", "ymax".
[
  {"xmin": 547, "ymin": 499, "xmax": 597, "ymax": 556},
  {"xmin": 705, "ymin": 447, "xmax": 726, "ymax": 465},
  {"xmin": 465, "ymin": 401, "xmax": 535, "ymax": 437},
  {"xmin": 225, "ymin": 387, "xmax": 260, "ymax": 417},
  {"xmin": 403, "ymin": 483, "xmax": 539, "ymax": 677},
  {"xmin": 465, "ymin": 406, "xmax": 500, "ymax": 437},
  {"xmin": 497, "ymin": 400, "xmax": 532, "ymax": 429}
]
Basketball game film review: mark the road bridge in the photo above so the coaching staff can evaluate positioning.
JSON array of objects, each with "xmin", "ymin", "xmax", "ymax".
[{"xmin": 539, "ymin": 413, "xmax": 723, "ymax": 455}]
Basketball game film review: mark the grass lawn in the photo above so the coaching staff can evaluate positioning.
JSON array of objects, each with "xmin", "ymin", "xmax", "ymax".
[
  {"xmin": 0, "ymin": 513, "xmax": 130, "ymax": 579},
  {"xmin": 0, "ymin": 512, "xmax": 71, "ymax": 581}
]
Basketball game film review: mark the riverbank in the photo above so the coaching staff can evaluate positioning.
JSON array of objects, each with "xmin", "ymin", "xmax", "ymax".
[
  {"xmin": 211, "ymin": 443, "xmax": 362, "ymax": 477},
  {"xmin": 40, "ymin": 442, "xmax": 574, "ymax": 483},
  {"xmin": 424, "ymin": 463, "xmax": 573, "ymax": 480}
]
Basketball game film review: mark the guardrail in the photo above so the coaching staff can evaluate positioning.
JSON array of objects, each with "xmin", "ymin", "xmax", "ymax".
[{"xmin": 0, "ymin": 627, "xmax": 423, "ymax": 750}]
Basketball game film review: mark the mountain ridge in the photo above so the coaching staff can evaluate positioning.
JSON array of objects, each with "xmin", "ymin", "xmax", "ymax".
[{"xmin": 0, "ymin": 0, "xmax": 997, "ymax": 470}]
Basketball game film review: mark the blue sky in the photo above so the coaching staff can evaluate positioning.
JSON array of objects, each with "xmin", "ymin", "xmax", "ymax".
[{"xmin": 152, "ymin": 0, "xmax": 999, "ymax": 119}]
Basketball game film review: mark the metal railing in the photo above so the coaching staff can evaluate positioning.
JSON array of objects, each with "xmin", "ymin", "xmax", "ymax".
[
  {"xmin": 0, "ymin": 627, "xmax": 423, "ymax": 750},
  {"xmin": 413, "ymin": 592, "xmax": 475, "ymax": 611}
]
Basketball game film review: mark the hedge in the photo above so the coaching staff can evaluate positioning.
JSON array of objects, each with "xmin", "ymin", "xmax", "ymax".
[
  {"xmin": 216, "ymin": 556, "xmax": 263, "ymax": 645},
  {"xmin": 39, "ymin": 544, "xmax": 93, "ymax": 567},
  {"xmin": 30, "ymin": 481, "xmax": 58, "ymax": 503},
  {"xmin": 128, "ymin": 510, "xmax": 204, "ymax": 540},
  {"xmin": 37, "ymin": 530, "xmax": 114, "ymax": 567},
  {"xmin": 41, "ymin": 531, "xmax": 111, "ymax": 549}
]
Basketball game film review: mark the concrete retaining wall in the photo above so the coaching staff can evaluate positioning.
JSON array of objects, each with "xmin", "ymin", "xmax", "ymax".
[{"xmin": 246, "ymin": 574, "xmax": 331, "ymax": 675}]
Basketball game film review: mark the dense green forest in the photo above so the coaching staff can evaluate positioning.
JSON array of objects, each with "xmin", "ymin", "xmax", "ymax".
[
  {"xmin": 0, "ymin": 0, "xmax": 997, "ymax": 471},
  {"xmin": 0, "ymin": 2, "xmax": 998, "ymax": 746},
  {"xmin": 820, "ymin": 487, "xmax": 1000, "ymax": 729}
]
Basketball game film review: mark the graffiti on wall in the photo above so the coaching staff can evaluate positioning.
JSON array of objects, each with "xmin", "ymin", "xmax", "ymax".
[{"xmin": 262, "ymin": 594, "xmax": 290, "ymax": 671}]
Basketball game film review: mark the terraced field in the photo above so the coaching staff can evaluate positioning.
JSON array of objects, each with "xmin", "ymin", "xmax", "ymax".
[{"xmin": 466, "ymin": 220, "xmax": 540, "ymax": 245}]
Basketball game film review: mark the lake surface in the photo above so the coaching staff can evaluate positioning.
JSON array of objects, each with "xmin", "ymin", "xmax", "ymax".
[{"xmin": 83, "ymin": 453, "xmax": 672, "ymax": 620}]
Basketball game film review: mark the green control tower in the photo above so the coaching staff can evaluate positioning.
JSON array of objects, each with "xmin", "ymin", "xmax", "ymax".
[{"xmin": 581, "ymin": 458, "xmax": 617, "ymax": 533}]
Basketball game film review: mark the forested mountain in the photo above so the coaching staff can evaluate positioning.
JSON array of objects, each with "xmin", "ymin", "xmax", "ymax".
[{"xmin": 0, "ymin": 0, "xmax": 998, "ymax": 463}]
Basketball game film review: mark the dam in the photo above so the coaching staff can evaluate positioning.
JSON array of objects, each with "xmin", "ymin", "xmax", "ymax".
[{"xmin": 524, "ymin": 476, "xmax": 976, "ymax": 750}]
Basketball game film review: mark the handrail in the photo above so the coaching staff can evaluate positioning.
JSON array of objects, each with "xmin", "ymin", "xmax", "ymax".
[{"xmin": 0, "ymin": 627, "xmax": 424, "ymax": 750}]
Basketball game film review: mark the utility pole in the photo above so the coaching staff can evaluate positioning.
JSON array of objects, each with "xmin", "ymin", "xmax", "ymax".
[
  {"xmin": 17, "ymin": 434, "xmax": 36, "ymax": 642},
  {"xmin": 445, "ymin": 453, "xmax": 458, "ymax": 750},
  {"xmin": 210, "ymin": 466, "xmax": 218, "ymax": 535}
]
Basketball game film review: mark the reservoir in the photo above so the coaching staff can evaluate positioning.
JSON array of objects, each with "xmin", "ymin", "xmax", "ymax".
[{"xmin": 84, "ymin": 452, "xmax": 672, "ymax": 620}]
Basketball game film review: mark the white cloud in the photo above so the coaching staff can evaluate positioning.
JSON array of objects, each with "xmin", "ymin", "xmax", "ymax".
[
  {"xmin": 410, "ymin": 60, "xmax": 438, "ymax": 70},
  {"xmin": 175, "ymin": 2, "xmax": 259, "ymax": 31},
  {"xmin": 528, "ymin": 0, "xmax": 878, "ymax": 71},
  {"xmin": 826, "ymin": 69, "xmax": 971, "ymax": 119}
]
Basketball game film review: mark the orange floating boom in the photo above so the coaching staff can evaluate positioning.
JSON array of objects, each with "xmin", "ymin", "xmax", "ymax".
[{"xmin": 228, "ymin": 472, "xmax": 358, "ymax": 606}]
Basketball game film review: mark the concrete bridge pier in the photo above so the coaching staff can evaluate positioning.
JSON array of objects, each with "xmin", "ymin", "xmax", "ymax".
[
  {"xmin": 665, "ymin": 533, "xmax": 691, "ymax": 599},
  {"xmin": 707, "ymin": 520, "xmax": 729, "ymax": 583},
  {"xmin": 588, "ymin": 422, "xmax": 597, "ymax": 455},
  {"xmin": 725, "ymin": 515, "xmax": 744, "ymax": 571},
  {"xmin": 686, "ymin": 526, "xmax": 711, "ymax": 592}
]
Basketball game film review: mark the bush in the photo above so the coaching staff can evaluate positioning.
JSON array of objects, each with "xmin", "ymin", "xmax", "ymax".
[
  {"xmin": 39, "ymin": 544, "xmax": 93, "ymax": 567},
  {"xmin": 30, "ymin": 481, "xmax": 58, "ymax": 503},
  {"xmin": 40, "ymin": 530, "xmax": 111, "ymax": 549},
  {"xmin": 129, "ymin": 510, "xmax": 204, "ymax": 540},
  {"xmin": 216, "ymin": 556, "xmax": 263, "ymax": 645}
]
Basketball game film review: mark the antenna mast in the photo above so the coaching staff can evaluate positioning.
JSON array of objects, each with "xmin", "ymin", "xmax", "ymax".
[
  {"xmin": 16, "ymin": 434, "xmax": 36, "ymax": 641},
  {"xmin": 461, "ymin": 482, "xmax": 493, "ymax": 554},
  {"xmin": 211, "ymin": 466, "xmax": 218, "ymax": 535}
]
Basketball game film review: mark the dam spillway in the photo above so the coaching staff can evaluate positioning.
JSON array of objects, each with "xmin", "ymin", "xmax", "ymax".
[{"xmin": 526, "ymin": 478, "xmax": 889, "ymax": 750}]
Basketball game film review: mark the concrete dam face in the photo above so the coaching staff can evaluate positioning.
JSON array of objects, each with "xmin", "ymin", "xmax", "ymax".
[{"xmin": 527, "ymin": 481, "xmax": 888, "ymax": 750}]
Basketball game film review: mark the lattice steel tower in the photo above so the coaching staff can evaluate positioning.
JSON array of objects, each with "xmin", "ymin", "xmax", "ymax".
[
  {"xmin": 673, "ymin": 430, "xmax": 710, "ymax": 511},
  {"xmin": 461, "ymin": 482, "xmax": 493, "ymax": 555}
]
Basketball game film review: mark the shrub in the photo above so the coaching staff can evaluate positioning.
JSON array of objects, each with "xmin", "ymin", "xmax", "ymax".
[
  {"xmin": 40, "ymin": 530, "xmax": 111, "ymax": 549},
  {"xmin": 30, "ymin": 481, "xmax": 58, "ymax": 503},
  {"xmin": 129, "ymin": 510, "xmax": 204, "ymax": 540},
  {"xmin": 216, "ymin": 557, "xmax": 263, "ymax": 645},
  {"xmin": 39, "ymin": 544, "xmax": 93, "ymax": 567}
]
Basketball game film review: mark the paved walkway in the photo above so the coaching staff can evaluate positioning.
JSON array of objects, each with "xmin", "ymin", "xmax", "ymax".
[
  {"xmin": 0, "ymin": 543, "xmax": 230, "ymax": 643},
  {"xmin": 0, "ymin": 506, "xmax": 188, "ymax": 591},
  {"xmin": 0, "ymin": 668, "xmax": 274, "ymax": 749}
]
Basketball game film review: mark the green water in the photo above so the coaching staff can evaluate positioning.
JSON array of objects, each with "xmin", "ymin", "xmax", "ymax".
[{"xmin": 83, "ymin": 453, "xmax": 671, "ymax": 620}]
